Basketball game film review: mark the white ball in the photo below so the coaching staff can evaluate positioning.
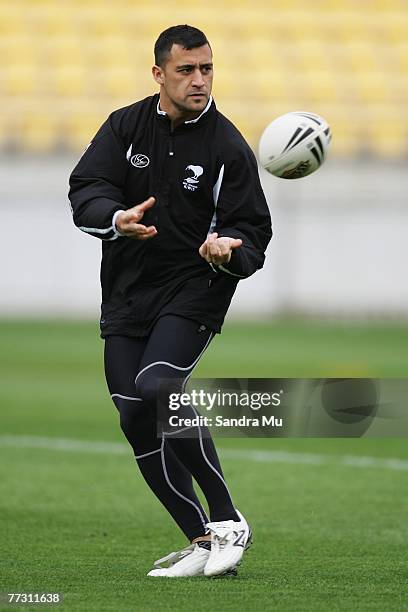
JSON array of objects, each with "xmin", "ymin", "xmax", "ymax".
[{"xmin": 258, "ymin": 111, "xmax": 332, "ymax": 179}]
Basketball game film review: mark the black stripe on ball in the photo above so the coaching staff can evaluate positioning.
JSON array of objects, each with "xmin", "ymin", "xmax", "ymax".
[{"xmin": 310, "ymin": 146, "xmax": 322, "ymax": 165}]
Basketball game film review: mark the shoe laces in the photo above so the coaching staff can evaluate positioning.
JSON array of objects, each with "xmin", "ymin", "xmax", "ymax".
[{"xmin": 207, "ymin": 521, "xmax": 237, "ymax": 550}]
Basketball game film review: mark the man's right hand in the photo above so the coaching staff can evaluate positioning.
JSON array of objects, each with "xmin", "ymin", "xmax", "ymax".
[{"xmin": 115, "ymin": 197, "xmax": 157, "ymax": 240}]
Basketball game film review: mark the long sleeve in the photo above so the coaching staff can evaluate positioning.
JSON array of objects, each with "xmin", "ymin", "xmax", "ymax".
[
  {"xmin": 68, "ymin": 114, "xmax": 128, "ymax": 241},
  {"xmin": 213, "ymin": 145, "xmax": 272, "ymax": 278}
]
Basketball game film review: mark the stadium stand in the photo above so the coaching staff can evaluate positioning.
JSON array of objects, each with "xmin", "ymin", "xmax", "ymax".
[{"xmin": 0, "ymin": 0, "xmax": 407, "ymax": 155}]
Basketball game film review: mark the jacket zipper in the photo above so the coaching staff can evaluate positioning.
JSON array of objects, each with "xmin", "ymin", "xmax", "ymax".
[{"xmin": 161, "ymin": 133, "xmax": 174, "ymax": 207}]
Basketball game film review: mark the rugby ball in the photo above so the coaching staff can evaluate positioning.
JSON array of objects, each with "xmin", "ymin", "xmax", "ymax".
[{"xmin": 258, "ymin": 111, "xmax": 331, "ymax": 179}]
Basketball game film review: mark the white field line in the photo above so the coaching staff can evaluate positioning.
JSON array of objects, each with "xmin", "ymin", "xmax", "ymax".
[{"xmin": 0, "ymin": 434, "xmax": 408, "ymax": 471}]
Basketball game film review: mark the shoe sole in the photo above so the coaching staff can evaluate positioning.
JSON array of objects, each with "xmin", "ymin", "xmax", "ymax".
[{"xmin": 211, "ymin": 567, "xmax": 238, "ymax": 579}]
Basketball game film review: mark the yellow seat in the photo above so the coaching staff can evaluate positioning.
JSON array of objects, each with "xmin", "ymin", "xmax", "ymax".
[
  {"xmin": 0, "ymin": 35, "xmax": 36, "ymax": 66},
  {"xmin": 330, "ymin": 11, "xmax": 368, "ymax": 42},
  {"xmin": 393, "ymin": 43, "xmax": 408, "ymax": 74},
  {"xmin": 292, "ymin": 40, "xmax": 331, "ymax": 73},
  {"xmin": 1, "ymin": 65, "xmax": 38, "ymax": 96},
  {"xmin": 100, "ymin": 66, "xmax": 140, "ymax": 98},
  {"xmin": 286, "ymin": 10, "xmax": 321, "ymax": 43},
  {"xmin": 300, "ymin": 70, "xmax": 339, "ymax": 105},
  {"xmin": 345, "ymin": 42, "xmax": 379, "ymax": 73},
  {"xmin": 26, "ymin": 6, "xmax": 75, "ymax": 36},
  {"xmin": 244, "ymin": 39, "xmax": 282, "ymax": 73},
  {"xmin": 0, "ymin": 0, "xmax": 406, "ymax": 158},
  {"xmin": 21, "ymin": 112, "xmax": 61, "ymax": 152},
  {"xmin": 88, "ymin": 37, "xmax": 130, "ymax": 68},
  {"xmin": 329, "ymin": 115, "xmax": 361, "ymax": 157},
  {"xmin": 384, "ymin": 73, "xmax": 408, "ymax": 104},
  {"xmin": 52, "ymin": 65, "xmax": 88, "ymax": 97},
  {"xmin": 74, "ymin": 8, "xmax": 123, "ymax": 37},
  {"xmin": 44, "ymin": 35, "xmax": 84, "ymax": 68},
  {"xmin": 65, "ymin": 112, "xmax": 106, "ymax": 151},
  {"xmin": 252, "ymin": 71, "xmax": 289, "ymax": 103},
  {"xmin": 356, "ymin": 72, "xmax": 389, "ymax": 104},
  {"xmin": 382, "ymin": 12, "xmax": 408, "ymax": 43},
  {"xmin": 0, "ymin": 6, "xmax": 24, "ymax": 36},
  {"xmin": 222, "ymin": 105, "xmax": 257, "ymax": 144},
  {"xmin": 369, "ymin": 119, "xmax": 407, "ymax": 157}
]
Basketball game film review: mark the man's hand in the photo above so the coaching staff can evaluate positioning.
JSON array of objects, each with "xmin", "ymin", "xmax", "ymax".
[
  {"xmin": 115, "ymin": 197, "xmax": 157, "ymax": 240},
  {"xmin": 199, "ymin": 232, "xmax": 242, "ymax": 265}
]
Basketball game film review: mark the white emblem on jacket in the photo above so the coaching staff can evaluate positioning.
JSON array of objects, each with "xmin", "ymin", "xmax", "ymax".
[
  {"xmin": 130, "ymin": 153, "xmax": 150, "ymax": 168},
  {"xmin": 183, "ymin": 165, "xmax": 203, "ymax": 191},
  {"xmin": 126, "ymin": 144, "xmax": 149, "ymax": 168}
]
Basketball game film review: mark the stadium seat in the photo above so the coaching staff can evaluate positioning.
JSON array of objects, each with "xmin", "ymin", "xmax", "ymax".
[
  {"xmin": 329, "ymin": 116, "xmax": 361, "ymax": 157},
  {"xmin": 357, "ymin": 73, "xmax": 389, "ymax": 105},
  {"xmin": 51, "ymin": 65, "xmax": 88, "ymax": 97},
  {"xmin": 369, "ymin": 119, "xmax": 407, "ymax": 157},
  {"xmin": 21, "ymin": 112, "xmax": 61, "ymax": 152},
  {"xmin": 0, "ymin": 35, "xmax": 36, "ymax": 65},
  {"xmin": 65, "ymin": 112, "xmax": 106, "ymax": 150},
  {"xmin": 100, "ymin": 67, "xmax": 140, "ymax": 98},
  {"xmin": 1, "ymin": 65, "xmax": 38, "ymax": 96},
  {"xmin": 44, "ymin": 36, "xmax": 84, "ymax": 68},
  {"xmin": 0, "ymin": 0, "xmax": 406, "ymax": 157},
  {"xmin": 0, "ymin": 6, "xmax": 24, "ymax": 36}
]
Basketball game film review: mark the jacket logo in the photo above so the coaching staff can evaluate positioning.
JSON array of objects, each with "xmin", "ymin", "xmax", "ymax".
[
  {"xmin": 183, "ymin": 165, "xmax": 203, "ymax": 191},
  {"xmin": 130, "ymin": 153, "xmax": 150, "ymax": 168}
]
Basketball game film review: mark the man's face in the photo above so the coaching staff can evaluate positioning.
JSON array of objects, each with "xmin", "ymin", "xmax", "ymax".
[{"xmin": 154, "ymin": 43, "xmax": 213, "ymax": 114}]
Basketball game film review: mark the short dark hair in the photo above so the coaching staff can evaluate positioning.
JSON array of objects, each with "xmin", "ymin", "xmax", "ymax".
[{"xmin": 154, "ymin": 25, "xmax": 211, "ymax": 66}]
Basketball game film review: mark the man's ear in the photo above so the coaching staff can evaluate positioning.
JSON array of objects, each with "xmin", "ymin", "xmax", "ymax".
[{"xmin": 152, "ymin": 65, "xmax": 164, "ymax": 85}]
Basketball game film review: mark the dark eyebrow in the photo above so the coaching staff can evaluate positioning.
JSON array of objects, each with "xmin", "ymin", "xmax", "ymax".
[{"xmin": 176, "ymin": 63, "xmax": 213, "ymax": 69}]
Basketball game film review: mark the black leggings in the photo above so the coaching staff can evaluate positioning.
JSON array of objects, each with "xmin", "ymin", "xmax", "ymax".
[{"xmin": 104, "ymin": 315, "xmax": 239, "ymax": 541}]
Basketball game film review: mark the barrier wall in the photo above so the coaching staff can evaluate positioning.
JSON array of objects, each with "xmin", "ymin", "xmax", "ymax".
[{"xmin": 0, "ymin": 156, "xmax": 407, "ymax": 318}]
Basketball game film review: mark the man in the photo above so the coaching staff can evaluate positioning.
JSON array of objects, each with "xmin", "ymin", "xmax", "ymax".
[{"xmin": 68, "ymin": 24, "xmax": 272, "ymax": 578}]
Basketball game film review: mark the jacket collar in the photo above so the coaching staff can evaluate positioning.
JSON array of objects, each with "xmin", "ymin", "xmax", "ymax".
[{"xmin": 155, "ymin": 95, "xmax": 214, "ymax": 129}]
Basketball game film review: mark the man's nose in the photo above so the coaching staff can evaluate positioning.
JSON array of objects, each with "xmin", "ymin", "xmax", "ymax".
[{"xmin": 191, "ymin": 69, "xmax": 205, "ymax": 87}]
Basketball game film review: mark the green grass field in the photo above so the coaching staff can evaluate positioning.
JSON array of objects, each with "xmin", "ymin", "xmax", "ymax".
[{"xmin": 1, "ymin": 320, "xmax": 407, "ymax": 611}]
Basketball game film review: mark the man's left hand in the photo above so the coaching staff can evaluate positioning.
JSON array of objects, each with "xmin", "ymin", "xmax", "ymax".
[{"xmin": 199, "ymin": 232, "xmax": 242, "ymax": 265}]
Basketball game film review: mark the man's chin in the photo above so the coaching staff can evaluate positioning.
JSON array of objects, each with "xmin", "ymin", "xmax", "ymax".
[
  {"xmin": 172, "ymin": 96, "xmax": 210, "ymax": 119},
  {"xmin": 186, "ymin": 95, "xmax": 209, "ymax": 111}
]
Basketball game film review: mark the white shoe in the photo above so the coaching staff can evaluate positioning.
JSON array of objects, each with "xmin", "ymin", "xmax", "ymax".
[
  {"xmin": 147, "ymin": 541, "xmax": 211, "ymax": 577},
  {"xmin": 204, "ymin": 510, "xmax": 252, "ymax": 577}
]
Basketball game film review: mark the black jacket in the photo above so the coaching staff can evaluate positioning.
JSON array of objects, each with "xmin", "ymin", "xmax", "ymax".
[{"xmin": 68, "ymin": 94, "xmax": 272, "ymax": 336}]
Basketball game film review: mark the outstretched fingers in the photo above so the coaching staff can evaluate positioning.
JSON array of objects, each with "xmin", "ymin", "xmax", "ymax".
[
  {"xmin": 128, "ymin": 224, "xmax": 157, "ymax": 240},
  {"xmin": 198, "ymin": 233, "xmax": 242, "ymax": 265},
  {"xmin": 115, "ymin": 196, "xmax": 157, "ymax": 239},
  {"xmin": 136, "ymin": 196, "xmax": 156, "ymax": 214}
]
